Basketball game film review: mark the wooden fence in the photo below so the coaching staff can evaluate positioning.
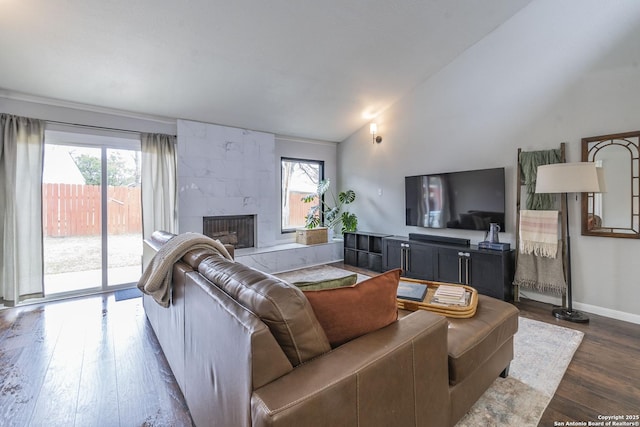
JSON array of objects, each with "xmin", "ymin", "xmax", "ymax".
[
  {"xmin": 43, "ymin": 183, "xmax": 142, "ymax": 237},
  {"xmin": 43, "ymin": 185, "xmax": 312, "ymax": 237},
  {"xmin": 287, "ymin": 191, "xmax": 313, "ymax": 226}
]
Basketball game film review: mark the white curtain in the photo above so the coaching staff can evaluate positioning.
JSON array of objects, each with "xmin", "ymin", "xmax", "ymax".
[
  {"xmin": 0, "ymin": 114, "xmax": 45, "ymax": 306},
  {"xmin": 141, "ymin": 133, "xmax": 177, "ymax": 239}
]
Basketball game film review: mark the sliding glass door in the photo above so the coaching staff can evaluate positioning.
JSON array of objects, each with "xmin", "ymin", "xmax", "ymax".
[
  {"xmin": 42, "ymin": 131, "xmax": 142, "ymax": 297},
  {"xmin": 105, "ymin": 148, "xmax": 142, "ymax": 287},
  {"xmin": 42, "ymin": 144, "xmax": 103, "ymax": 294}
]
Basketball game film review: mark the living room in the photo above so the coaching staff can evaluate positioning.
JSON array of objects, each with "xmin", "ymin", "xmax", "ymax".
[{"xmin": 1, "ymin": 1, "xmax": 639, "ymax": 426}]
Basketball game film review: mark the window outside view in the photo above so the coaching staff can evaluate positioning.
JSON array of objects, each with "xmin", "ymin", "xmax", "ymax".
[
  {"xmin": 42, "ymin": 144, "xmax": 142, "ymax": 295},
  {"xmin": 281, "ymin": 159, "xmax": 323, "ymax": 232}
]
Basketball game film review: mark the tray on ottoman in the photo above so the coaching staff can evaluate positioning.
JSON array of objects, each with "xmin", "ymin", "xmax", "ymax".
[{"xmin": 396, "ymin": 278, "xmax": 478, "ymax": 318}]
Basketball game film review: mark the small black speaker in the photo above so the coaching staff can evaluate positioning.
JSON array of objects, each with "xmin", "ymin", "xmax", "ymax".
[{"xmin": 408, "ymin": 233, "xmax": 470, "ymax": 246}]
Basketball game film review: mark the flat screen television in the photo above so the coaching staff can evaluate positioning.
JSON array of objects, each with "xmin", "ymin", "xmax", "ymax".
[{"xmin": 405, "ymin": 167, "xmax": 506, "ymax": 232}]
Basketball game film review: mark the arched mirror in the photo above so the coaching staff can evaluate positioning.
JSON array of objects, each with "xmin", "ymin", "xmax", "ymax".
[{"xmin": 582, "ymin": 131, "xmax": 640, "ymax": 238}]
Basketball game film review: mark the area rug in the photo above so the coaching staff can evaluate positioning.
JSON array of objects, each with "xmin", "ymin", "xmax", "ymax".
[
  {"xmin": 114, "ymin": 287, "xmax": 142, "ymax": 301},
  {"xmin": 455, "ymin": 316, "xmax": 584, "ymax": 426},
  {"xmin": 275, "ymin": 264, "xmax": 585, "ymax": 427}
]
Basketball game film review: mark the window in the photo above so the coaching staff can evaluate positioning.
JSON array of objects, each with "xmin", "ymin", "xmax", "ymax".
[{"xmin": 281, "ymin": 158, "xmax": 324, "ymax": 232}]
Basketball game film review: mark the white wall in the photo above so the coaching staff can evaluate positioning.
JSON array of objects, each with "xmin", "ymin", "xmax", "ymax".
[
  {"xmin": 0, "ymin": 92, "xmax": 176, "ymax": 136},
  {"xmin": 338, "ymin": 0, "xmax": 640, "ymax": 323}
]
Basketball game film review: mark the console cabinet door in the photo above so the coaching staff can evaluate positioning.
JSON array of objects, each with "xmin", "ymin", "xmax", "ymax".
[
  {"xmin": 382, "ymin": 239, "xmax": 403, "ymax": 271},
  {"xmin": 467, "ymin": 251, "xmax": 511, "ymax": 300},
  {"xmin": 435, "ymin": 247, "xmax": 464, "ymax": 284},
  {"xmin": 383, "ymin": 239, "xmax": 434, "ymax": 279},
  {"xmin": 405, "ymin": 242, "xmax": 435, "ymax": 280}
]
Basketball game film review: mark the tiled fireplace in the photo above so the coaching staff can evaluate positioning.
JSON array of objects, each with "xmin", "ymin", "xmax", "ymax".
[
  {"xmin": 177, "ymin": 119, "xmax": 278, "ymax": 248},
  {"xmin": 177, "ymin": 119, "xmax": 343, "ymax": 273}
]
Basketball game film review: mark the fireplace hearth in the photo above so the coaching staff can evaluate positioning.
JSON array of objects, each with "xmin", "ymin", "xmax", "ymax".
[{"xmin": 203, "ymin": 215, "xmax": 255, "ymax": 249}]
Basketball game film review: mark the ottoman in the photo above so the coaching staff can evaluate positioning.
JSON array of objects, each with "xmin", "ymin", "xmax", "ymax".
[{"xmin": 446, "ymin": 295, "xmax": 519, "ymax": 423}]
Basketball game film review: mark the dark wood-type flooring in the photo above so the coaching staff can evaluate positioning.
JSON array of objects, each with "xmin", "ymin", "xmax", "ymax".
[
  {"xmin": 0, "ymin": 294, "xmax": 192, "ymax": 427},
  {"xmin": 516, "ymin": 298, "xmax": 640, "ymax": 424},
  {"xmin": 0, "ymin": 264, "xmax": 638, "ymax": 426}
]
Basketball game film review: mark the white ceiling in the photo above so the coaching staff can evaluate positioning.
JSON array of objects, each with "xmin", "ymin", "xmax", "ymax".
[{"xmin": 0, "ymin": 0, "xmax": 532, "ymax": 141}]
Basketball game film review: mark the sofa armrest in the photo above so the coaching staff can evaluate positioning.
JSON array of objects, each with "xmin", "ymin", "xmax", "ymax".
[{"xmin": 251, "ymin": 310, "xmax": 451, "ymax": 427}]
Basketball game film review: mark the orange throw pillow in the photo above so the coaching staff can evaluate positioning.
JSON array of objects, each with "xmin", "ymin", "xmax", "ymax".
[{"xmin": 303, "ymin": 269, "xmax": 401, "ymax": 347}]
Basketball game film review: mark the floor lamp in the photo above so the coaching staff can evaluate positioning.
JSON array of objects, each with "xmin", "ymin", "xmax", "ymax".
[{"xmin": 535, "ymin": 162, "xmax": 605, "ymax": 323}]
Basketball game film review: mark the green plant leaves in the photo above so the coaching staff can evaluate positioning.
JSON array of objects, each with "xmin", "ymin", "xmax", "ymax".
[
  {"xmin": 341, "ymin": 212, "xmax": 358, "ymax": 233},
  {"xmin": 316, "ymin": 180, "xmax": 331, "ymax": 196},
  {"xmin": 325, "ymin": 207, "xmax": 339, "ymax": 223},
  {"xmin": 304, "ymin": 212, "xmax": 321, "ymax": 229},
  {"xmin": 338, "ymin": 189, "xmax": 356, "ymax": 204},
  {"xmin": 301, "ymin": 179, "xmax": 357, "ymax": 232},
  {"xmin": 301, "ymin": 194, "xmax": 317, "ymax": 203}
]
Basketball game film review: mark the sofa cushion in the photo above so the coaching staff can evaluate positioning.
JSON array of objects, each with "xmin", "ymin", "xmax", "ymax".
[
  {"xmin": 198, "ymin": 255, "xmax": 331, "ymax": 366},
  {"xmin": 292, "ymin": 273, "xmax": 358, "ymax": 291},
  {"xmin": 446, "ymin": 295, "xmax": 519, "ymax": 386},
  {"xmin": 303, "ymin": 269, "xmax": 401, "ymax": 347}
]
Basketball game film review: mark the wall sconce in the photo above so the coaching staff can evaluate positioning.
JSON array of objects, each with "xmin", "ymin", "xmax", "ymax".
[{"xmin": 370, "ymin": 123, "xmax": 382, "ymax": 144}]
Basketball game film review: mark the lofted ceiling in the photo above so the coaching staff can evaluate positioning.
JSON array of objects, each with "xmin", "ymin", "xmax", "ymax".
[{"xmin": 0, "ymin": 0, "xmax": 532, "ymax": 141}]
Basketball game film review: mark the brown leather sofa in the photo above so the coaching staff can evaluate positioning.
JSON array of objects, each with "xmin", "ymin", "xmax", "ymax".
[{"xmin": 142, "ymin": 231, "xmax": 519, "ymax": 427}]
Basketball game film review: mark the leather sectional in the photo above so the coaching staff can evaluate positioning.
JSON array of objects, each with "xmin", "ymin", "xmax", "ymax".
[{"xmin": 142, "ymin": 231, "xmax": 519, "ymax": 427}]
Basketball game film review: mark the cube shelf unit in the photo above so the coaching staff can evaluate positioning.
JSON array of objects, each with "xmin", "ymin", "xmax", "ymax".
[{"xmin": 343, "ymin": 231, "xmax": 391, "ymax": 272}]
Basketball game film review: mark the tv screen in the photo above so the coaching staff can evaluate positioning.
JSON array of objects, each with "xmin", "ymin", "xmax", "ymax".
[{"xmin": 405, "ymin": 167, "xmax": 506, "ymax": 232}]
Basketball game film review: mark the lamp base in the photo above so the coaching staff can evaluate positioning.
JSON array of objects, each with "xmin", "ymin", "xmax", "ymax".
[{"xmin": 552, "ymin": 307, "xmax": 590, "ymax": 323}]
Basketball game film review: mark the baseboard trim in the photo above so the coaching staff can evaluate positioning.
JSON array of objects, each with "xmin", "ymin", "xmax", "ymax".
[
  {"xmin": 519, "ymin": 291, "xmax": 640, "ymax": 325},
  {"xmin": 572, "ymin": 301, "xmax": 640, "ymax": 325}
]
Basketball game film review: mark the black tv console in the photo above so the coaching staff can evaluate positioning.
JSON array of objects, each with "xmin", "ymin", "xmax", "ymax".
[{"xmin": 382, "ymin": 235, "xmax": 514, "ymax": 301}]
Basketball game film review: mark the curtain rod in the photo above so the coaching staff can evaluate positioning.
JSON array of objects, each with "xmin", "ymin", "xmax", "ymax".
[{"xmin": 46, "ymin": 119, "xmax": 177, "ymax": 138}]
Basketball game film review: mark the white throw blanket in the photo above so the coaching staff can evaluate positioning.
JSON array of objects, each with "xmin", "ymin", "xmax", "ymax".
[
  {"xmin": 519, "ymin": 210, "xmax": 559, "ymax": 258},
  {"xmin": 137, "ymin": 232, "xmax": 233, "ymax": 308}
]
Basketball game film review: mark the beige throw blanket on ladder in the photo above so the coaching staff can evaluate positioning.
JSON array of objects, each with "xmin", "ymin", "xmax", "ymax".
[
  {"xmin": 519, "ymin": 210, "xmax": 559, "ymax": 258},
  {"xmin": 513, "ymin": 248, "xmax": 566, "ymax": 295},
  {"xmin": 137, "ymin": 232, "xmax": 233, "ymax": 308}
]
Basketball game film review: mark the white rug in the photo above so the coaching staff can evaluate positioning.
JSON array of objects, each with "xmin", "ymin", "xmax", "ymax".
[{"xmin": 275, "ymin": 265, "xmax": 585, "ymax": 427}]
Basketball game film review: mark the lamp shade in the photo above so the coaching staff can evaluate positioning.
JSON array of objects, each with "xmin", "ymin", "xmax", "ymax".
[{"xmin": 535, "ymin": 162, "xmax": 605, "ymax": 194}]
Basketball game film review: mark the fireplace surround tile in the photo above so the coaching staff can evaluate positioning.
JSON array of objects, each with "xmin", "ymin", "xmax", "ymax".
[{"xmin": 178, "ymin": 119, "xmax": 277, "ymax": 248}]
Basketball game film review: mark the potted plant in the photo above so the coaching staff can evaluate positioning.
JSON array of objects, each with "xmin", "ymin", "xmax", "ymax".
[{"xmin": 302, "ymin": 179, "xmax": 358, "ymax": 235}]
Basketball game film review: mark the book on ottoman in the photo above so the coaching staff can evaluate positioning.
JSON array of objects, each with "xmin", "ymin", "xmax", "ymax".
[{"xmin": 397, "ymin": 280, "xmax": 428, "ymax": 302}]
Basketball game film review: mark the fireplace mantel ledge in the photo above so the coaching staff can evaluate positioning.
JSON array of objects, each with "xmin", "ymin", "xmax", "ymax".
[{"xmin": 234, "ymin": 239, "xmax": 342, "ymax": 256}]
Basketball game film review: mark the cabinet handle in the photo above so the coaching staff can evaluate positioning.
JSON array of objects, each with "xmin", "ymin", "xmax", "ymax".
[
  {"xmin": 400, "ymin": 247, "xmax": 405, "ymax": 272},
  {"xmin": 406, "ymin": 248, "xmax": 410, "ymax": 271},
  {"xmin": 457, "ymin": 252, "xmax": 471, "ymax": 284},
  {"xmin": 465, "ymin": 257, "xmax": 470, "ymax": 284}
]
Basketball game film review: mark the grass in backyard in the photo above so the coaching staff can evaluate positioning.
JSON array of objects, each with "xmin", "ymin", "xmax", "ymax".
[{"xmin": 44, "ymin": 233, "xmax": 142, "ymax": 274}]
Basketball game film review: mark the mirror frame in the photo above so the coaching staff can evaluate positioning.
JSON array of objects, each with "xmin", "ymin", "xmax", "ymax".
[{"xmin": 581, "ymin": 130, "xmax": 640, "ymax": 239}]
